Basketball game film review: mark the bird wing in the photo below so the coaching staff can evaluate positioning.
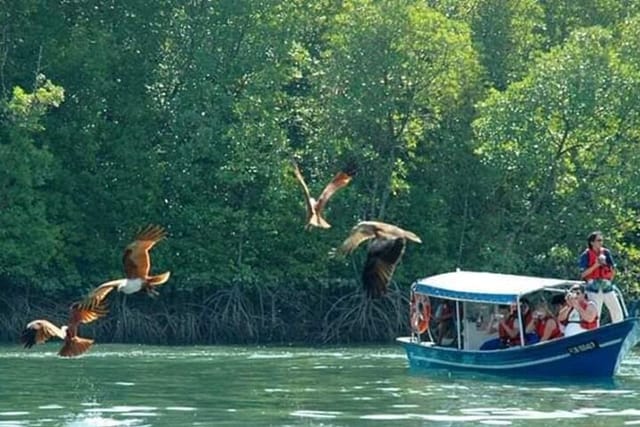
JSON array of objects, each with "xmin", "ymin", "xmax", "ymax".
[
  {"xmin": 360, "ymin": 221, "xmax": 422, "ymax": 243},
  {"xmin": 69, "ymin": 280, "xmax": 120, "ymax": 324},
  {"xmin": 21, "ymin": 319, "xmax": 66, "ymax": 348},
  {"xmin": 123, "ymin": 224, "xmax": 167, "ymax": 279},
  {"xmin": 315, "ymin": 165, "xmax": 355, "ymax": 214},
  {"xmin": 291, "ymin": 160, "xmax": 315, "ymax": 219},
  {"xmin": 339, "ymin": 222, "xmax": 377, "ymax": 254},
  {"xmin": 361, "ymin": 238, "xmax": 406, "ymax": 298}
]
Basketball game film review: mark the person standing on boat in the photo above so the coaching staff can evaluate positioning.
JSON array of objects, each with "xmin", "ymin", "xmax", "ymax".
[
  {"xmin": 558, "ymin": 284, "xmax": 598, "ymax": 336},
  {"xmin": 578, "ymin": 231, "xmax": 623, "ymax": 325}
]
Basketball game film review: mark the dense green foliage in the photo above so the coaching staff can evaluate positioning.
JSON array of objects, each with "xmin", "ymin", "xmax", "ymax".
[{"xmin": 1, "ymin": 0, "xmax": 640, "ymax": 344}]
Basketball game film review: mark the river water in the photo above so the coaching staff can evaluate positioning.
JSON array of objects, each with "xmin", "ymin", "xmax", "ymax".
[{"xmin": 1, "ymin": 343, "xmax": 640, "ymax": 426}]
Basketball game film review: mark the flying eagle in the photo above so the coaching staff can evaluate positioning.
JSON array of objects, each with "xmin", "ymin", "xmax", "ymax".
[
  {"xmin": 74, "ymin": 224, "xmax": 171, "ymax": 314},
  {"xmin": 339, "ymin": 221, "xmax": 422, "ymax": 298},
  {"xmin": 292, "ymin": 160, "xmax": 356, "ymax": 229},
  {"xmin": 21, "ymin": 307, "xmax": 99, "ymax": 357}
]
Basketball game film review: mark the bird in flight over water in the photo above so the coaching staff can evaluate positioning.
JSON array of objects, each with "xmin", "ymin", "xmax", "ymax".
[
  {"xmin": 338, "ymin": 220, "xmax": 422, "ymax": 298},
  {"xmin": 291, "ymin": 159, "xmax": 356, "ymax": 229},
  {"xmin": 74, "ymin": 224, "xmax": 172, "ymax": 315},
  {"xmin": 21, "ymin": 302, "xmax": 102, "ymax": 357}
]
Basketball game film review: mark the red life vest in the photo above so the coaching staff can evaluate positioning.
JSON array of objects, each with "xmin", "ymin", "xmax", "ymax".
[
  {"xmin": 567, "ymin": 300, "xmax": 598, "ymax": 330},
  {"xmin": 535, "ymin": 316, "xmax": 563, "ymax": 340},
  {"xmin": 499, "ymin": 315, "xmax": 521, "ymax": 345},
  {"xmin": 584, "ymin": 249, "xmax": 614, "ymax": 280},
  {"xmin": 498, "ymin": 318, "xmax": 510, "ymax": 340}
]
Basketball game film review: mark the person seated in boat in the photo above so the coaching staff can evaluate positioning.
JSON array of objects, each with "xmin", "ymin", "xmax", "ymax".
[
  {"xmin": 479, "ymin": 304, "xmax": 518, "ymax": 350},
  {"xmin": 557, "ymin": 284, "xmax": 598, "ymax": 336},
  {"xmin": 527, "ymin": 300, "xmax": 563, "ymax": 342},
  {"xmin": 495, "ymin": 298, "xmax": 538, "ymax": 346},
  {"xmin": 434, "ymin": 299, "xmax": 455, "ymax": 345},
  {"xmin": 480, "ymin": 305, "xmax": 512, "ymax": 350},
  {"xmin": 519, "ymin": 298, "xmax": 540, "ymax": 345},
  {"xmin": 550, "ymin": 293, "xmax": 568, "ymax": 335}
]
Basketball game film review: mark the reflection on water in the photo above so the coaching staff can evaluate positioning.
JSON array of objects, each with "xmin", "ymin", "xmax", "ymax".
[{"xmin": 1, "ymin": 344, "xmax": 640, "ymax": 426}]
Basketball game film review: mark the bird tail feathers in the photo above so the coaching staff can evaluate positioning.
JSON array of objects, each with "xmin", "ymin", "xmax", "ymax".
[
  {"xmin": 59, "ymin": 336, "xmax": 94, "ymax": 357},
  {"xmin": 308, "ymin": 213, "xmax": 331, "ymax": 229}
]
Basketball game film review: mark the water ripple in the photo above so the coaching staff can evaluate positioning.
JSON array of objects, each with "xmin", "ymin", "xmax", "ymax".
[
  {"xmin": 2, "ymin": 344, "xmax": 640, "ymax": 426},
  {"xmin": 290, "ymin": 410, "xmax": 342, "ymax": 419}
]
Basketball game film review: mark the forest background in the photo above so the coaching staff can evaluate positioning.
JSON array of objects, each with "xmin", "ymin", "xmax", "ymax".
[{"xmin": 2, "ymin": 0, "xmax": 640, "ymax": 345}]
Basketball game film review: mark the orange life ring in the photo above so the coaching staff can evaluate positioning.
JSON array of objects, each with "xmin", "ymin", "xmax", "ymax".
[{"xmin": 410, "ymin": 293, "xmax": 431, "ymax": 334}]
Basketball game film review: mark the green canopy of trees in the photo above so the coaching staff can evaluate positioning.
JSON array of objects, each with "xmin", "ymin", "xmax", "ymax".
[{"xmin": 1, "ymin": 0, "xmax": 640, "ymax": 344}]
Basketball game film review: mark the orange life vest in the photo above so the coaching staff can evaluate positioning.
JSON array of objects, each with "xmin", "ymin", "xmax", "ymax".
[
  {"xmin": 535, "ymin": 316, "xmax": 563, "ymax": 340},
  {"xmin": 499, "ymin": 315, "xmax": 521, "ymax": 345},
  {"xmin": 584, "ymin": 248, "xmax": 614, "ymax": 281},
  {"xmin": 563, "ymin": 300, "xmax": 598, "ymax": 330}
]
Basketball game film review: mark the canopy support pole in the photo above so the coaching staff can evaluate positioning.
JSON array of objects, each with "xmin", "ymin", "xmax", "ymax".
[{"xmin": 456, "ymin": 300, "xmax": 462, "ymax": 350}]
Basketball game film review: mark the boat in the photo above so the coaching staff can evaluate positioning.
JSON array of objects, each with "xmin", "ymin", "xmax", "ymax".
[{"xmin": 397, "ymin": 270, "xmax": 640, "ymax": 378}]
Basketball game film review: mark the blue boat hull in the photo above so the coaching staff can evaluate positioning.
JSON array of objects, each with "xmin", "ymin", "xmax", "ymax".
[{"xmin": 398, "ymin": 317, "xmax": 640, "ymax": 378}]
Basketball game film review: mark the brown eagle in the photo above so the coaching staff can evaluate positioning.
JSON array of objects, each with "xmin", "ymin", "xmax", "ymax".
[
  {"xmin": 72, "ymin": 224, "xmax": 171, "ymax": 316},
  {"xmin": 339, "ymin": 221, "xmax": 422, "ymax": 298},
  {"xmin": 292, "ymin": 160, "xmax": 356, "ymax": 229}
]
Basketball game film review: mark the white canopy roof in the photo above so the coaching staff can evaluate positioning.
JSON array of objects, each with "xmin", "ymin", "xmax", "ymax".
[{"xmin": 413, "ymin": 270, "xmax": 582, "ymax": 304}]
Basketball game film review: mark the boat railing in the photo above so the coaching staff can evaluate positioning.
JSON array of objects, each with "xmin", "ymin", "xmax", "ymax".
[{"xmin": 614, "ymin": 285, "xmax": 629, "ymax": 318}]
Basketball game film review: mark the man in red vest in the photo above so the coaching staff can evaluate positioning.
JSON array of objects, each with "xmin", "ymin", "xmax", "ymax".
[
  {"xmin": 578, "ymin": 231, "xmax": 623, "ymax": 325},
  {"xmin": 558, "ymin": 284, "xmax": 599, "ymax": 336}
]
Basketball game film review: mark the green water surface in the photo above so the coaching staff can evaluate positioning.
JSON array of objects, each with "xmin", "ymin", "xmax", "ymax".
[{"xmin": 1, "ymin": 344, "xmax": 640, "ymax": 426}]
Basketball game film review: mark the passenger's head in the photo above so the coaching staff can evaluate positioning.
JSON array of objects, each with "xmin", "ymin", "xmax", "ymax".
[
  {"xmin": 587, "ymin": 231, "xmax": 604, "ymax": 250},
  {"xmin": 534, "ymin": 301, "xmax": 551, "ymax": 318},
  {"xmin": 497, "ymin": 304, "xmax": 510, "ymax": 318},
  {"xmin": 569, "ymin": 284, "xmax": 587, "ymax": 300},
  {"xmin": 509, "ymin": 302, "xmax": 517, "ymax": 314},
  {"xmin": 551, "ymin": 294, "xmax": 566, "ymax": 312}
]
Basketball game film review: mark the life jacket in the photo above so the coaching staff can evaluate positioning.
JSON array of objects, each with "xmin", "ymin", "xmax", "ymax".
[
  {"xmin": 584, "ymin": 248, "xmax": 614, "ymax": 280},
  {"xmin": 535, "ymin": 316, "xmax": 563, "ymax": 340},
  {"xmin": 565, "ymin": 300, "xmax": 598, "ymax": 330},
  {"xmin": 499, "ymin": 315, "xmax": 521, "ymax": 345}
]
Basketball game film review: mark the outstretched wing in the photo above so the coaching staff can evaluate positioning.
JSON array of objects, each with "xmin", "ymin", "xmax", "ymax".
[
  {"xmin": 361, "ymin": 238, "xmax": 406, "ymax": 298},
  {"xmin": 123, "ymin": 224, "xmax": 167, "ymax": 279},
  {"xmin": 291, "ymin": 160, "xmax": 314, "ymax": 221},
  {"xmin": 21, "ymin": 319, "xmax": 66, "ymax": 348},
  {"xmin": 339, "ymin": 222, "xmax": 377, "ymax": 254},
  {"xmin": 315, "ymin": 164, "xmax": 356, "ymax": 214},
  {"xmin": 69, "ymin": 280, "xmax": 120, "ymax": 324},
  {"xmin": 363, "ymin": 221, "xmax": 422, "ymax": 243}
]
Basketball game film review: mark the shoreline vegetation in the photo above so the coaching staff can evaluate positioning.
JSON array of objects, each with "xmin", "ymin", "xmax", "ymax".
[
  {"xmin": 4, "ymin": 281, "xmax": 637, "ymax": 346},
  {"xmin": 0, "ymin": 282, "xmax": 408, "ymax": 345}
]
